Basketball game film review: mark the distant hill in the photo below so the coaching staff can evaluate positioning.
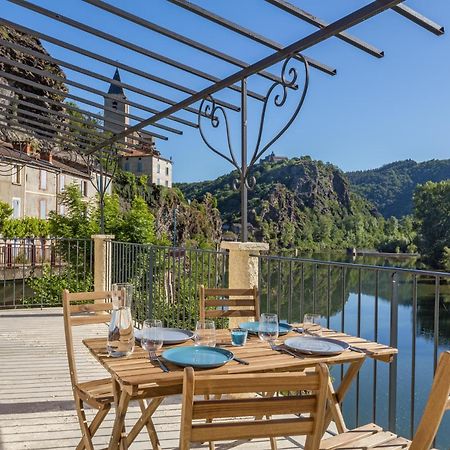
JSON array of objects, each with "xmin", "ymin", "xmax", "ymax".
[
  {"xmin": 346, "ymin": 159, "xmax": 450, "ymax": 218},
  {"xmin": 177, "ymin": 157, "xmax": 386, "ymax": 250}
]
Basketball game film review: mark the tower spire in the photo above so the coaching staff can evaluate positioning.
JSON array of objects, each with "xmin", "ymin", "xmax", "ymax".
[{"xmin": 108, "ymin": 68, "xmax": 126, "ymax": 96}]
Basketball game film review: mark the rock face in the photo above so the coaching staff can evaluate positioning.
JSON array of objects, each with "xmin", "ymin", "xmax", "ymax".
[
  {"xmin": 177, "ymin": 156, "xmax": 377, "ymax": 248},
  {"xmin": 0, "ymin": 25, "xmax": 67, "ymax": 145}
]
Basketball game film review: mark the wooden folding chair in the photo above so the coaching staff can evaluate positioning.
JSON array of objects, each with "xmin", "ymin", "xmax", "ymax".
[
  {"xmin": 320, "ymin": 351, "xmax": 450, "ymax": 450},
  {"xmin": 62, "ymin": 289, "xmax": 162, "ymax": 450},
  {"xmin": 179, "ymin": 363, "xmax": 329, "ymax": 450},
  {"xmin": 199, "ymin": 285, "xmax": 260, "ymax": 322}
]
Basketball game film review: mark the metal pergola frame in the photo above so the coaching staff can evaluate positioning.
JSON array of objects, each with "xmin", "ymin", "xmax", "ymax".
[{"xmin": 0, "ymin": 0, "xmax": 444, "ymax": 246}]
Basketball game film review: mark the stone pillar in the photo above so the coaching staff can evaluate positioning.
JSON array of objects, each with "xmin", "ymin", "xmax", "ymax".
[
  {"xmin": 220, "ymin": 241, "xmax": 269, "ymax": 327},
  {"xmin": 91, "ymin": 234, "xmax": 114, "ymax": 293}
]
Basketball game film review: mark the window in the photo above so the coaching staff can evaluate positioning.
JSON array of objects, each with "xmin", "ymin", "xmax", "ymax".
[
  {"xmin": 12, "ymin": 198, "xmax": 21, "ymax": 218},
  {"xmin": 124, "ymin": 162, "xmax": 130, "ymax": 171},
  {"xmin": 165, "ymin": 166, "xmax": 169, "ymax": 176},
  {"xmin": 39, "ymin": 200, "xmax": 47, "ymax": 219},
  {"xmin": 157, "ymin": 178, "xmax": 160, "ymax": 185},
  {"xmin": 39, "ymin": 170, "xmax": 47, "ymax": 190},
  {"xmin": 165, "ymin": 180, "xmax": 168, "ymax": 187},
  {"xmin": 59, "ymin": 174, "xmax": 65, "ymax": 193},
  {"xmin": 12, "ymin": 165, "xmax": 21, "ymax": 184},
  {"xmin": 112, "ymin": 100, "xmax": 118, "ymax": 109},
  {"xmin": 157, "ymin": 163, "xmax": 161, "ymax": 174},
  {"xmin": 60, "ymin": 204, "xmax": 66, "ymax": 216},
  {"xmin": 80, "ymin": 180, "xmax": 88, "ymax": 197},
  {"xmin": 137, "ymin": 162, "xmax": 143, "ymax": 172}
]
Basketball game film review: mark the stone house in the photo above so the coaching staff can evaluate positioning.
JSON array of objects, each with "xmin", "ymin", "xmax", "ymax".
[{"xmin": 0, "ymin": 140, "xmax": 110, "ymax": 219}]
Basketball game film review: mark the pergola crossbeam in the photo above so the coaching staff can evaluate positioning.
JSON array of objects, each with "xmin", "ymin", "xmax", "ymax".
[
  {"xmin": 264, "ymin": 0, "xmax": 384, "ymax": 58},
  {"xmin": 0, "ymin": 83, "xmax": 172, "ymax": 143},
  {"xmin": 82, "ymin": 0, "xmax": 288, "ymax": 87},
  {"xmin": 0, "ymin": 70, "xmax": 178, "ymax": 137},
  {"xmin": 0, "ymin": 17, "xmax": 226, "ymax": 117},
  {"xmin": 167, "ymin": 0, "xmax": 336, "ymax": 76},
  {"xmin": 392, "ymin": 3, "xmax": 445, "ymax": 35},
  {"xmin": 0, "ymin": 93, "xmax": 158, "ymax": 149},
  {"xmin": 8, "ymin": 0, "xmax": 265, "ymax": 103},
  {"xmin": 90, "ymin": 0, "xmax": 406, "ymax": 153}
]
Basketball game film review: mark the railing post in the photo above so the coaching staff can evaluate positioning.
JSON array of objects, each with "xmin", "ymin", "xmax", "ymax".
[
  {"xmin": 388, "ymin": 272, "xmax": 399, "ymax": 433},
  {"xmin": 91, "ymin": 234, "xmax": 114, "ymax": 292},
  {"xmin": 220, "ymin": 241, "xmax": 269, "ymax": 327}
]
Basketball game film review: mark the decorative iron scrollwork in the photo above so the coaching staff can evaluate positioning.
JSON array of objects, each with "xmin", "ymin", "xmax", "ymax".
[{"xmin": 197, "ymin": 53, "xmax": 309, "ymax": 192}]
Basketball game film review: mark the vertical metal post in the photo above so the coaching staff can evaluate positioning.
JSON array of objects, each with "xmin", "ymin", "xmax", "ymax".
[
  {"xmin": 388, "ymin": 272, "xmax": 399, "ymax": 433},
  {"xmin": 240, "ymin": 77, "xmax": 248, "ymax": 242},
  {"xmin": 173, "ymin": 207, "xmax": 178, "ymax": 247}
]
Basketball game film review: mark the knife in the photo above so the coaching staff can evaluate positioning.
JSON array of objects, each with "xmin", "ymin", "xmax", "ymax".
[{"xmin": 232, "ymin": 356, "xmax": 249, "ymax": 365}]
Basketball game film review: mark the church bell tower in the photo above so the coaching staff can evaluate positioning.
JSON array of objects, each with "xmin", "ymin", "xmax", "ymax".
[{"xmin": 104, "ymin": 68, "xmax": 129, "ymax": 143}]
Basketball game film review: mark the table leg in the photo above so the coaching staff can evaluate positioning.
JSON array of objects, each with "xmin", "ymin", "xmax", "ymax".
[
  {"xmin": 126, "ymin": 397, "xmax": 164, "ymax": 448},
  {"xmin": 109, "ymin": 379, "xmax": 131, "ymax": 450},
  {"xmin": 323, "ymin": 358, "xmax": 365, "ymax": 435}
]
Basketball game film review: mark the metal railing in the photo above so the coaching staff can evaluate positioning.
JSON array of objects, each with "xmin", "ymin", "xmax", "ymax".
[
  {"xmin": 257, "ymin": 254, "xmax": 450, "ymax": 447},
  {"xmin": 0, "ymin": 238, "xmax": 93, "ymax": 308},
  {"xmin": 107, "ymin": 241, "xmax": 228, "ymax": 329}
]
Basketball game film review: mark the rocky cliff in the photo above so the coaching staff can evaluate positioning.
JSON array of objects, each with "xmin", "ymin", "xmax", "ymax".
[
  {"xmin": 0, "ymin": 24, "xmax": 67, "ymax": 148},
  {"xmin": 177, "ymin": 157, "xmax": 380, "ymax": 249}
]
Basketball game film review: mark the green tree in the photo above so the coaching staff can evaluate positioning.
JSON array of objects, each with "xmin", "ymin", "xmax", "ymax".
[
  {"xmin": 413, "ymin": 180, "xmax": 450, "ymax": 268},
  {"xmin": 48, "ymin": 183, "xmax": 98, "ymax": 238},
  {"xmin": 0, "ymin": 201, "xmax": 12, "ymax": 230},
  {"xmin": 117, "ymin": 197, "xmax": 156, "ymax": 244}
]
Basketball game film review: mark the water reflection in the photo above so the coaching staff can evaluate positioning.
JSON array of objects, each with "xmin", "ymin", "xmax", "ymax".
[{"xmin": 260, "ymin": 253, "xmax": 450, "ymax": 448}]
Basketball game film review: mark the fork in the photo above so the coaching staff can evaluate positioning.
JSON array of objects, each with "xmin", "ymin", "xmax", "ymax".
[{"xmin": 150, "ymin": 353, "xmax": 170, "ymax": 372}]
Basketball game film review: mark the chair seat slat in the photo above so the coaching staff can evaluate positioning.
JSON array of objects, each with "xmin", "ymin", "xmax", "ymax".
[
  {"xmin": 70, "ymin": 303, "xmax": 113, "ymax": 313},
  {"xmin": 205, "ymin": 299, "xmax": 255, "ymax": 307},
  {"xmin": 194, "ymin": 372, "xmax": 320, "ymax": 395},
  {"xmin": 205, "ymin": 309, "xmax": 256, "ymax": 318},
  {"xmin": 190, "ymin": 418, "xmax": 314, "ymax": 442},
  {"xmin": 204, "ymin": 288, "xmax": 254, "ymax": 296},
  {"xmin": 192, "ymin": 396, "xmax": 316, "ymax": 420},
  {"xmin": 67, "ymin": 291, "xmax": 113, "ymax": 301},
  {"xmin": 71, "ymin": 314, "xmax": 111, "ymax": 326}
]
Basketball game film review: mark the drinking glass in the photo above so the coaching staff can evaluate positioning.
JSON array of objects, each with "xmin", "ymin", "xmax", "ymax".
[
  {"xmin": 141, "ymin": 319, "xmax": 163, "ymax": 358},
  {"xmin": 303, "ymin": 313, "xmax": 322, "ymax": 336},
  {"xmin": 194, "ymin": 320, "xmax": 216, "ymax": 347},
  {"xmin": 258, "ymin": 313, "xmax": 279, "ymax": 344},
  {"xmin": 231, "ymin": 328, "xmax": 248, "ymax": 347}
]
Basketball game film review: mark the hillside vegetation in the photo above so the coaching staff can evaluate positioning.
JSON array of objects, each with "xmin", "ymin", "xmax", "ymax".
[
  {"xmin": 178, "ymin": 157, "xmax": 413, "ymax": 252},
  {"xmin": 347, "ymin": 159, "xmax": 450, "ymax": 218}
]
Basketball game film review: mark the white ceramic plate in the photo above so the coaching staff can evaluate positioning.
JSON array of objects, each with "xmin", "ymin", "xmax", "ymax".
[
  {"xmin": 134, "ymin": 328, "xmax": 194, "ymax": 345},
  {"xmin": 284, "ymin": 336, "xmax": 349, "ymax": 356}
]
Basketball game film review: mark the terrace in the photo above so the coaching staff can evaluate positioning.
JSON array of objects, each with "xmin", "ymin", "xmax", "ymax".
[{"xmin": 0, "ymin": 1, "xmax": 450, "ymax": 449}]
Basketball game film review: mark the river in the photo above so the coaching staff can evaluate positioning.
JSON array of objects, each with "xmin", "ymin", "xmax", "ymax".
[{"xmin": 259, "ymin": 252, "xmax": 450, "ymax": 448}]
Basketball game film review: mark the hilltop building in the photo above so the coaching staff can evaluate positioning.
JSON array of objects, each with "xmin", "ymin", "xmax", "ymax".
[
  {"xmin": 261, "ymin": 152, "xmax": 288, "ymax": 163},
  {"xmin": 104, "ymin": 69, "xmax": 173, "ymax": 187}
]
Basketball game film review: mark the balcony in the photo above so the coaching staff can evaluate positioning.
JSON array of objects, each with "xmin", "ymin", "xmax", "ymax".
[{"xmin": 0, "ymin": 238, "xmax": 449, "ymax": 448}]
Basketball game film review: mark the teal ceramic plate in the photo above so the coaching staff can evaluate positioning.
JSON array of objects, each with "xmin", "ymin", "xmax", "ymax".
[
  {"xmin": 239, "ymin": 321, "xmax": 292, "ymax": 336},
  {"xmin": 284, "ymin": 336, "xmax": 349, "ymax": 356},
  {"xmin": 162, "ymin": 346, "xmax": 234, "ymax": 369}
]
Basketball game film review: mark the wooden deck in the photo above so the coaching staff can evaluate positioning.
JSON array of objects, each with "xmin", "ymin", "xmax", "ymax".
[{"xmin": 0, "ymin": 308, "xmax": 336, "ymax": 449}]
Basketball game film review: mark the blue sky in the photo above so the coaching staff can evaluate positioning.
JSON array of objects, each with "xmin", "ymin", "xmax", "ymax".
[{"xmin": 2, "ymin": 0, "xmax": 450, "ymax": 182}]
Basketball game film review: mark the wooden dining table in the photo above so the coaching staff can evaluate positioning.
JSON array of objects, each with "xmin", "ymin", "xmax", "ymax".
[{"xmin": 83, "ymin": 326, "xmax": 397, "ymax": 450}]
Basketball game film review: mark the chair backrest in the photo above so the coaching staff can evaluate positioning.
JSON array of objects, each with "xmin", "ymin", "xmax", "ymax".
[
  {"xmin": 198, "ymin": 285, "xmax": 260, "ymax": 322},
  {"xmin": 180, "ymin": 364, "xmax": 329, "ymax": 450},
  {"xmin": 62, "ymin": 289, "xmax": 116, "ymax": 386},
  {"xmin": 410, "ymin": 351, "xmax": 450, "ymax": 450}
]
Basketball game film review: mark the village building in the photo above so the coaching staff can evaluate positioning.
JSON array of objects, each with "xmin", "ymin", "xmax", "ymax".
[{"xmin": 0, "ymin": 140, "xmax": 110, "ymax": 219}]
